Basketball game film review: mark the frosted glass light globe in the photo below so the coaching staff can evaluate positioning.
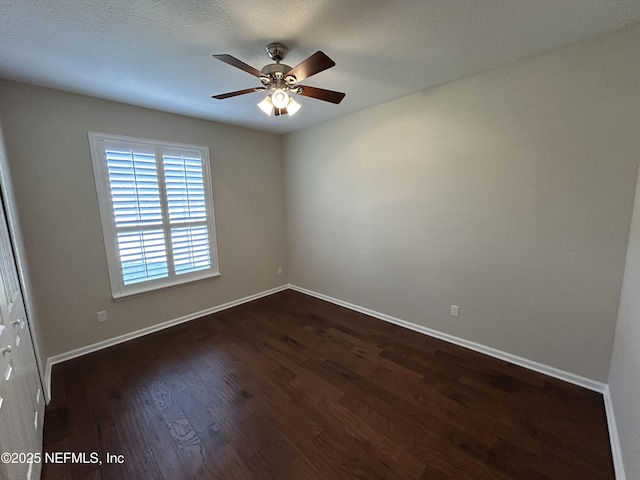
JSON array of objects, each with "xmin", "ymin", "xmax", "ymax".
[{"xmin": 271, "ymin": 89, "xmax": 289, "ymax": 109}]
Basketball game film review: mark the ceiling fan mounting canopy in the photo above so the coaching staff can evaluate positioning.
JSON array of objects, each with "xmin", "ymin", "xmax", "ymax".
[
  {"xmin": 265, "ymin": 42, "xmax": 288, "ymax": 63},
  {"xmin": 211, "ymin": 43, "xmax": 346, "ymax": 112}
]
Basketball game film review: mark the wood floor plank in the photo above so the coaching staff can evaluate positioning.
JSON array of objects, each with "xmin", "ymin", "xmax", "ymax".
[{"xmin": 42, "ymin": 290, "xmax": 615, "ymax": 479}]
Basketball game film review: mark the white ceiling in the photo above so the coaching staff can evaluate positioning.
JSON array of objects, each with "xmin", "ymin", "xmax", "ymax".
[{"xmin": 1, "ymin": 0, "xmax": 639, "ymax": 134}]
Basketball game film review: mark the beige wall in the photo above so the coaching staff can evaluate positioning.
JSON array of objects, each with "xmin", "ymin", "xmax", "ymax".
[
  {"xmin": 609, "ymin": 165, "xmax": 640, "ymax": 477},
  {"xmin": 284, "ymin": 24, "xmax": 640, "ymax": 382},
  {"xmin": 0, "ymin": 81, "xmax": 287, "ymax": 357}
]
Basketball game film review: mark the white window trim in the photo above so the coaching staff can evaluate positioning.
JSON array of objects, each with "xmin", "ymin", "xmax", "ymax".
[{"xmin": 88, "ymin": 131, "xmax": 220, "ymax": 299}]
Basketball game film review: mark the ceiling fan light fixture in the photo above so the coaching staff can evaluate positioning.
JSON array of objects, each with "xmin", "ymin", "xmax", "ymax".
[
  {"xmin": 257, "ymin": 95, "xmax": 274, "ymax": 115},
  {"xmin": 258, "ymin": 90, "xmax": 300, "ymax": 116},
  {"xmin": 271, "ymin": 89, "xmax": 289, "ymax": 109}
]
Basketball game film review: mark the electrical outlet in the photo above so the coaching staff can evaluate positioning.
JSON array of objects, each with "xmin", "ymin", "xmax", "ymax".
[
  {"xmin": 450, "ymin": 305, "xmax": 459, "ymax": 317},
  {"xmin": 97, "ymin": 311, "xmax": 108, "ymax": 322},
  {"xmin": 277, "ymin": 266, "xmax": 283, "ymax": 274}
]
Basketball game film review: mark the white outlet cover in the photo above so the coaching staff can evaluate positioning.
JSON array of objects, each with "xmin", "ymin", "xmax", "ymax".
[{"xmin": 451, "ymin": 305, "xmax": 460, "ymax": 317}]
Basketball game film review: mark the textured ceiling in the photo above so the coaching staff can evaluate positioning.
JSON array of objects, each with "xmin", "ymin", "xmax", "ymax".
[{"xmin": 1, "ymin": 0, "xmax": 640, "ymax": 134}]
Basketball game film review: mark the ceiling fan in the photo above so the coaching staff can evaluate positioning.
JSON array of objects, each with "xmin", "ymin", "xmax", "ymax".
[{"xmin": 211, "ymin": 43, "xmax": 345, "ymax": 117}]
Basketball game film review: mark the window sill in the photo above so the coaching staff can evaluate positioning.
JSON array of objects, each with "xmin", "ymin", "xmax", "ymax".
[{"xmin": 112, "ymin": 270, "xmax": 221, "ymax": 301}]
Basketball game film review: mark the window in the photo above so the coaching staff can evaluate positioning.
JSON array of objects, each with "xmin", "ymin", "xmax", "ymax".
[{"xmin": 88, "ymin": 132, "xmax": 219, "ymax": 298}]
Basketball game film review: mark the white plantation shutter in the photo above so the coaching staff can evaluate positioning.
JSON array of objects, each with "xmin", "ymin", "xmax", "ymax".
[
  {"xmin": 105, "ymin": 142, "xmax": 168, "ymax": 285},
  {"xmin": 163, "ymin": 149, "xmax": 212, "ymax": 275},
  {"xmin": 89, "ymin": 133, "xmax": 219, "ymax": 298}
]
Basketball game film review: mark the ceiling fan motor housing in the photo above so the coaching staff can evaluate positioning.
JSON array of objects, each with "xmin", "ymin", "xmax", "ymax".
[
  {"xmin": 260, "ymin": 63, "xmax": 292, "ymax": 76},
  {"xmin": 260, "ymin": 63, "xmax": 295, "ymax": 90}
]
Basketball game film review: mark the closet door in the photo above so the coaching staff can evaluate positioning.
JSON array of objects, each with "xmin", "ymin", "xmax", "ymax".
[{"xmin": 0, "ymin": 193, "xmax": 44, "ymax": 480}]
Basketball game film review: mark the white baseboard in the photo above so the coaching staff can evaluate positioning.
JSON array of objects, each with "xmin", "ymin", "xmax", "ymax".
[
  {"xmin": 603, "ymin": 385, "xmax": 626, "ymax": 480},
  {"xmin": 288, "ymin": 284, "xmax": 606, "ymax": 393},
  {"xmin": 44, "ymin": 284, "xmax": 289, "ymax": 401}
]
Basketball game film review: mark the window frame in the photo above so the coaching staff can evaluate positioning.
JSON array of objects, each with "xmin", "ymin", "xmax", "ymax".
[{"xmin": 88, "ymin": 131, "xmax": 220, "ymax": 299}]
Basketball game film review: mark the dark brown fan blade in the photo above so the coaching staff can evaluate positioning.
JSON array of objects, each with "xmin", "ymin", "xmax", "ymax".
[
  {"xmin": 296, "ymin": 85, "xmax": 345, "ymax": 104},
  {"xmin": 285, "ymin": 51, "xmax": 335, "ymax": 83},
  {"xmin": 213, "ymin": 54, "xmax": 264, "ymax": 77},
  {"xmin": 212, "ymin": 87, "xmax": 261, "ymax": 100}
]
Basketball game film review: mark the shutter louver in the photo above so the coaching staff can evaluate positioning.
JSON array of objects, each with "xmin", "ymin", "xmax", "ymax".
[
  {"xmin": 117, "ymin": 230, "xmax": 168, "ymax": 284},
  {"xmin": 171, "ymin": 226, "xmax": 211, "ymax": 274},
  {"xmin": 106, "ymin": 147, "xmax": 162, "ymax": 227}
]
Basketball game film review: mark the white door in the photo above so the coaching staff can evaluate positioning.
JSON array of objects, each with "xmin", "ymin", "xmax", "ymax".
[{"xmin": 0, "ymin": 192, "xmax": 44, "ymax": 480}]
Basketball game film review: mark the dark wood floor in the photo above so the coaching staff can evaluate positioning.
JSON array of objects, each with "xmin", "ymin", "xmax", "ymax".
[{"xmin": 43, "ymin": 290, "xmax": 614, "ymax": 480}]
